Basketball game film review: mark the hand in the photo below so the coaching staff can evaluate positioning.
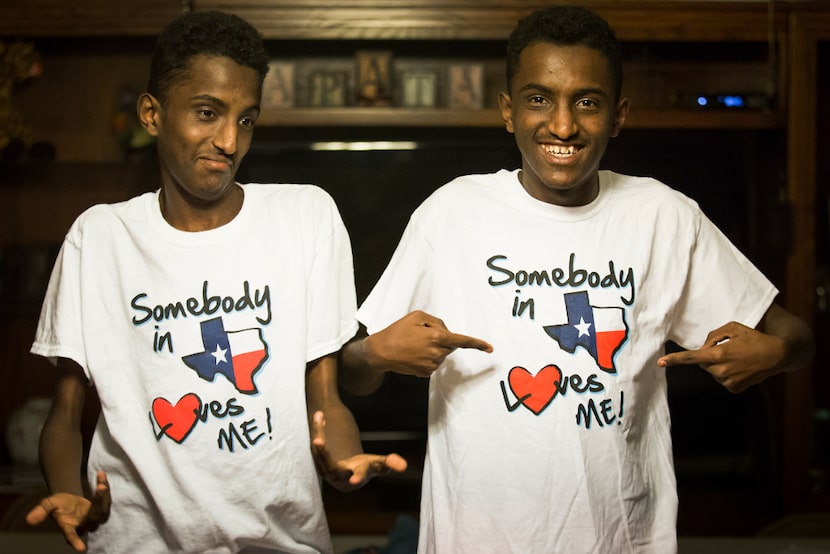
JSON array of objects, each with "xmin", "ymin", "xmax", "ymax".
[
  {"xmin": 26, "ymin": 471, "xmax": 111, "ymax": 552},
  {"xmin": 365, "ymin": 311, "xmax": 493, "ymax": 378},
  {"xmin": 657, "ymin": 321, "xmax": 787, "ymax": 393},
  {"xmin": 310, "ymin": 411, "xmax": 407, "ymax": 492}
]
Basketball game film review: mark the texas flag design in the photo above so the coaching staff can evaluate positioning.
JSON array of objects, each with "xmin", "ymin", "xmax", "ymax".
[
  {"xmin": 182, "ymin": 317, "xmax": 268, "ymax": 394},
  {"xmin": 543, "ymin": 291, "xmax": 628, "ymax": 373}
]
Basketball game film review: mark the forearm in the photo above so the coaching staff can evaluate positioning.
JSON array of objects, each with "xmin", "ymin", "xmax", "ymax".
[
  {"xmin": 39, "ymin": 416, "xmax": 85, "ymax": 496},
  {"xmin": 310, "ymin": 398, "xmax": 363, "ymax": 461},
  {"xmin": 306, "ymin": 353, "xmax": 364, "ymax": 459},
  {"xmin": 39, "ymin": 359, "xmax": 89, "ymax": 497},
  {"xmin": 338, "ymin": 336, "xmax": 386, "ymax": 396}
]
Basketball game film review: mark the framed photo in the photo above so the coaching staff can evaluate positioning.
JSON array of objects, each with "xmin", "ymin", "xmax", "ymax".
[{"xmin": 448, "ymin": 63, "xmax": 484, "ymax": 109}]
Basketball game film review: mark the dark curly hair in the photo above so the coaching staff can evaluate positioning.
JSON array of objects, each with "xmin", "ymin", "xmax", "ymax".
[
  {"xmin": 147, "ymin": 10, "xmax": 270, "ymax": 103},
  {"xmin": 506, "ymin": 5, "xmax": 622, "ymax": 101}
]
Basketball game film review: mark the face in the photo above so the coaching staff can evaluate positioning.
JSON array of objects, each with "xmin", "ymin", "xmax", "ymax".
[
  {"xmin": 139, "ymin": 55, "xmax": 262, "ymax": 211},
  {"xmin": 499, "ymin": 42, "xmax": 628, "ymax": 206}
]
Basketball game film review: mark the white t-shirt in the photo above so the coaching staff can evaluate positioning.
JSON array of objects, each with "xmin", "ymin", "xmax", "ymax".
[
  {"xmin": 32, "ymin": 183, "xmax": 358, "ymax": 553},
  {"xmin": 357, "ymin": 169, "xmax": 777, "ymax": 554}
]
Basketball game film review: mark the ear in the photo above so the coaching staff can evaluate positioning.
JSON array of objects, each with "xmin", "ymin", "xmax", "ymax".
[
  {"xmin": 610, "ymin": 97, "xmax": 629, "ymax": 138},
  {"xmin": 498, "ymin": 91, "xmax": 515, "ymax": 134},
  {"xmin": 137, "ymin": 93, "xmax": 161, "ymax": 137}
]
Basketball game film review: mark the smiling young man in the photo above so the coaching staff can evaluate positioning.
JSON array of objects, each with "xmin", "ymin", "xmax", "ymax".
[
  {"xmin": 339, "ymin": 5, "xmax": 813, "ymax": 553},
  {"xmin": 25, "ymin": 10, "xmax": 404, "ymax": 553}
]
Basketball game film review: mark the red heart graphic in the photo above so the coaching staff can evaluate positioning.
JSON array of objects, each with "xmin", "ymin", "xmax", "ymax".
[
  {"xmin": 152, "ymin": 393, "xmax": 201, "ymax": 443},
  {"xmin": 508, "ymin": 365, "xmax": 562, "ymax": 415}
]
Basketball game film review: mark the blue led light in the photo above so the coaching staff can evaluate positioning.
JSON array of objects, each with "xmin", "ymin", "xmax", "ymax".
[
  {"xmin": 697, "ymin": 96, "xmax": 708, "ymax": 106},
  {"xmin": 722, "ymin": 95, "xmax": 745, "ymax": 107}
]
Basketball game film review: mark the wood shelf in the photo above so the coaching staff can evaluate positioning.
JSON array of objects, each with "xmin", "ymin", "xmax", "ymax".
[
  {"xmin": 257, "ymin": 107, "xmax": 784, "ymax": 129},
  {"xmin": 197, "ymin": 1, "xmax": 786, "ymax": 42},
  {"xmin": 2, "ymin": 1, "xmax": 788, "ymax": 41}
]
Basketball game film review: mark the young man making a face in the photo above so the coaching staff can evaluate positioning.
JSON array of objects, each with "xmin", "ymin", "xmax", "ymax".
[{"xmin": 26, "ymin": 11, "xmax": 404, "ymax": 553}]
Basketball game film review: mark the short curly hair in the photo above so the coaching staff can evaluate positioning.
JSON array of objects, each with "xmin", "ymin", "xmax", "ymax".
[
  {"xmin": 506, "ymin": 5, "xmax": 622, "ymax": 101},
  {"xmin": 147, "ymin": 10, "xmax": 270, "ymax": 103}
]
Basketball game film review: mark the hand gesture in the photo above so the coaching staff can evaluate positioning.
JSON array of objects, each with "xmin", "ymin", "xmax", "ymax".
[
  {"xmin": 26, "ymin": 471, "xmax": 111, "ymax": 552},
  {"xmin": 365, "ymin": 311, "xmax": 493, "ymax": 378},
  {"xmin": 657, "ymin": 321, "xmax": 786, "ymax": 393},
  {"xmin": 310, "ymin": 411, "xmax": 407, "ymax": 492}
]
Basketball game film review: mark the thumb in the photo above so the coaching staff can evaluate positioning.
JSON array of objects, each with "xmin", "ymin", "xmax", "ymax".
[{"xmin": 26, "ymin": 503, "xmax": 49, "ymax": 526}]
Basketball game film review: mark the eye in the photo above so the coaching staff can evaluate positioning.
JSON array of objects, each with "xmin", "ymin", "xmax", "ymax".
[
  {"xmin": 576, "ymin": 98, "xmax": 600, "ymax": 110},
  {"xmin": 239, "ymin": 115, "xmax": 257, "ymax": 129},
  {"xmin": 526, "ymin": 95, "xmax": 549, "ymax": 108},
  {"xmin": 197, "ymin": 108, "xmax": 217, "ymax": 120}
]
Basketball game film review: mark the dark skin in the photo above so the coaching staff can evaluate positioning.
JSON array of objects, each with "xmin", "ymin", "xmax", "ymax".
[
  {"xmin": 26, "ymin": 54, "xmax": 406, "ymax": 551},
  {"xmin": 25, "ymin": 361, "xmax": 110, "ymax": 552},
  {"xmin": 340, "ymin": 43, "xmax": 813, "ymax": 397}
]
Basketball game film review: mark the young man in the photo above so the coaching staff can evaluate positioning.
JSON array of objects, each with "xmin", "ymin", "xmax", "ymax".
[
  {"xmin": 25, "ymin": 10, "xmax": 404, "ymax": 553},
  {"xmin": 340, "ymin": 5, "xmax": 814, "ymax": 553}
]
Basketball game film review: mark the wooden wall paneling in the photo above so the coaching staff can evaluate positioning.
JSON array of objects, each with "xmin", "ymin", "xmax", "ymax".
[
  {"xmin": 0, "ymin": 0, "xmax": 183, "ymax": 37},
  {"xmin": 194, "ymin": 1, "xmax": 786, "ymax": 42},
  {"xmin": 784, "ymin": 3, "xmax": 830, "ymax": 511}
]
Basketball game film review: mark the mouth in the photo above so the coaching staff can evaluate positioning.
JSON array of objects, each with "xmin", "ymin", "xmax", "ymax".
[
  {"xmin": 542, "ymin": 144, "xmax": 581, "ymax": 159},
  {"xmin": 200, "ymin": 157, "xmax": 233, "ymax": 171}
]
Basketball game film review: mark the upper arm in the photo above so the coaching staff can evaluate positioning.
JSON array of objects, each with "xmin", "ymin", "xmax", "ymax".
[
  {"xmin": 756, "ymin": 302, "xmax": 815, "ymax": 372},
  {"xmin": 48, "ymin": 357, "xmax": 91, "ymax": 429},
  {"xmin": 757, "ymin": 303, "xmax": 810, "ymax": 339}
]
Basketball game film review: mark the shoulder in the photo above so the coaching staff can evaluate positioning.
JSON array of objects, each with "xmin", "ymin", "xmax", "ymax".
[
  {"xmin": 418, "ymin": 170, "xmax": 512, "ymax": 212},
  {"xmin": 601, "ymin": 170, "xmax": 701, "ymax": 213},
  {"xmin": 239, "ymin": 183, "xmax": 344, "ymax": 230},
  {"xmin": 241, "ymin": 182, "xmax": 338, "ymax": 214},
  {"xmin": 241, "ymin": 182, "xmax": 336, "ymax": 207},
  {"xmin": 67, "ymin": 192, "xmax": 152, "ymax": 239}
]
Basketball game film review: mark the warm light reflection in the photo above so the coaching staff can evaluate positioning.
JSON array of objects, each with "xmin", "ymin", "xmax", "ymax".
[{"xmin": 309, "ymin": 141, "xmax": 419, "ymax": 151}]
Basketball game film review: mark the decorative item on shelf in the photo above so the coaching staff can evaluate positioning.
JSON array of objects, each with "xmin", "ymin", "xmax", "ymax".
[
  {"xmin": 261, "ymin": 61, "xmax": 295, "ymax": 109},
  {"xmin": 0, "ymin": 40, "xmax": 55, "ymax": 167},
  {"xmin": 296, "ymin": 60, "xmax": 353, "ymax": 107},
  {"xmin": 355, "ymin": 50, "xmax": 393, "ymax": 106},
  {"xmin": 399, "ymin": 67, "xmax": 441, "ymax": 108},
  {"xmin": 112, "ymin": 86, "xmax": 154, "ymax": 156},
  {"xmin": 309, "ymin": 70, "xmax": 348, "ymax": 107},
  {"xmin": 6, "ymin": 397, "xmax": 52, "ymax": 467},
  {"xmin": 448, "ymin": 63, "xmax": 484, "ymax": 110}
]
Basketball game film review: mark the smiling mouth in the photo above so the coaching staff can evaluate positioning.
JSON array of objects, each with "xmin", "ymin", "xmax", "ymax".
[{"xmin": 543, "ymin": 144, "xmax": 580, "ymax": 157}]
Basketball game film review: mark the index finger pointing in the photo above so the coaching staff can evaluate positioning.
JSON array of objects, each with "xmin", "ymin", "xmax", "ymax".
[
  {"xmin": 444, "ymin": 332, "xmax": 493, "ymax": 353},
  {"xmin": 658, "ymin": 348, "xmax": 717, "ymax": 368}
]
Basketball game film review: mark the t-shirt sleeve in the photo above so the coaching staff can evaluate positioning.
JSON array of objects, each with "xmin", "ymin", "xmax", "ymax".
[
  {"xmin": 30, "ymin": 228, "xmax": 90, "ymax": 379},
  {"xmin": 667, "ymin": 210, "xmax": 778, "ymax": 350},
  {"xmin": 305, "ymin": 191, "xmax": 359, "ymax": 362},
  {"xmin": 356, "ymin": 209, "xmax": 434, "ymax": 334}
]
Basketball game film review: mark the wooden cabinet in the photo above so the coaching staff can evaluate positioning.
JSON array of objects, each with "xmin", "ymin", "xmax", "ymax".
[{"xmin": 0, "ymin": 0, "xmax": 180, "ymax": 37}]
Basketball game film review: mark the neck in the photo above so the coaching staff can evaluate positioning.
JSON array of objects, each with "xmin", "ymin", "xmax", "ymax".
[{"xmin": 159, "ymin": 184, "xmax": 244, "ymax": 232}]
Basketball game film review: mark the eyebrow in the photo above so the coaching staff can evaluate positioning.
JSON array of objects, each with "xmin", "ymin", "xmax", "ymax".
[
  {"xmin": 191, "ymin": 94, "xmax": 261, "ymax": 114},
  {"xmin": 518, "ymin": 82, "xmax": 610, "ymax": 99}
]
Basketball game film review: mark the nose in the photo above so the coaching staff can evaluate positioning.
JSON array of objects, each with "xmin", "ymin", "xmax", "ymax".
[
  {"xmin": 212, "ymin": 118, "xmax": 238, "ymax": 156},
  {"xmin": 548, "ymin": 103, "xmax": 577, "ymax": 140}
]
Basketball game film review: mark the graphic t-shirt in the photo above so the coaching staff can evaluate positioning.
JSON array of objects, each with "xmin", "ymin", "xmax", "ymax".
[
  {"xmin": 357, "ymin": 169, "xmax": 777, "ymax": 554},
  {"xmin": 32, "ymin": 183, "xmax": 358, "ymax": 553}
]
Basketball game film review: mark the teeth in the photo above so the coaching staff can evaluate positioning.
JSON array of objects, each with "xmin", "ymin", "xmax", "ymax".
[{"xmin": 545, "ymin": 145, "xmax": 576, "ymax": 156}]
